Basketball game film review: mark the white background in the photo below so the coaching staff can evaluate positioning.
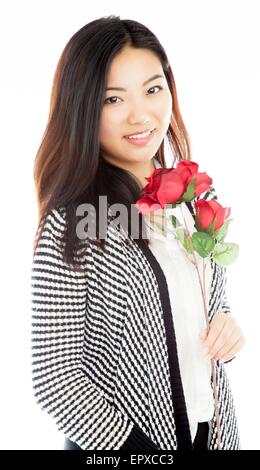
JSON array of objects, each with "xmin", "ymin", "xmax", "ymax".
[{"xmin": 0, "ymin": 0, "xmax": 259, "ymax": 450}]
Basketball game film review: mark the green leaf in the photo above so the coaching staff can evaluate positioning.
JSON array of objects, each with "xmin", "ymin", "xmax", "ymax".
[
  {"xmin": 175, "ymin": 227, "xmax": 185, "ymax": 244},
  {"xmin": 171, "ymin": 214, "xmax": 177, "ymax": 228},
  {"xmin": 212, "ymin": 242, "xmax": 239, "ymax": 266},
  {"xmin": 192, "ymin": 231, "xmax": 215, "ymax": 258},
  {"xmin": 180, "ymin": 177, "xmax": 197, "ymax": 202},
  {"xmin": 171, "ymin": 215, "xmax": 182, "ymax": 228},
  {"xmin": 214, "ymin": 219, "xmax": 233, "ymax": 243}
]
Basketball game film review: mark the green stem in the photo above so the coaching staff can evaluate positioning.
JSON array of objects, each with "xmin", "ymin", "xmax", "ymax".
[{"xmin": 179, "ymin": 203, "xmax": 221, "ymax": 450}]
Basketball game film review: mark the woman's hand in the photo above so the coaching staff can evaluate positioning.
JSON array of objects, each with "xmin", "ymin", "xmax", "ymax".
[{"xmin": 200, "ymin": 312, "xmax": 246, "ymax": 362}]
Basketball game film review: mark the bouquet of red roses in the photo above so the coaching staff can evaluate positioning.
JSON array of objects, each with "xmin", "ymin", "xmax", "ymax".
[
  {"xmin": 135, "ymin": 160, "xmax": 238, "ymax": 267},
  {"xmin": 135, "ymin": 160, "xmax": 239, "ymax": 449}
]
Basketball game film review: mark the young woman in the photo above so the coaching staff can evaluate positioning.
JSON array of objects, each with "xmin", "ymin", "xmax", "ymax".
[{"xmin": 31, "ymin": 15, "xmax": 245, "ymax": 451}]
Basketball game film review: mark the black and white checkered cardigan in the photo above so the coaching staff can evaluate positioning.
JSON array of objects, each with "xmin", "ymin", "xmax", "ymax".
[{"xmin": 31, "ymin": 186, "xmax": 241, "ymax": 450}]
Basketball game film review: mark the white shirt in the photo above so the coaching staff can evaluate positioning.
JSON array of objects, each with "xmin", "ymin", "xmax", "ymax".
[{"xmin": 144, "ymin": 157, "xmax": 215, "ymax": 443}]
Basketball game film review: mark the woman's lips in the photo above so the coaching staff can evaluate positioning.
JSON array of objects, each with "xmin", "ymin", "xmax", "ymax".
[
  {"xmin": 123, "ymin": 128, "xmax": 156, "ymax": 146},
  {"xmin": 124, "ymin": 127, "xmax": 154, "ymax": 137}
]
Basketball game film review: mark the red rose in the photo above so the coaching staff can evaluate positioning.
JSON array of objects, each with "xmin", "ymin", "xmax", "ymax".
[
  {"xmin": 194, "ymin": 199, "xmax": 231, "ymax": 231},
  {"xmin": 135, "ymin": 168, "xmax": 185, "ymax": 213},
  {"xmin": 134, "ymin": 197, "xmax": 161, "ymax": 214},
  {"xmin": 135, "ymin": 160, "xmax": 213, "ymax": 215},
  {"xmin": 175, "ymin": 161, "xmax": 213, "ymax": 197},
  {"xmin": 175, "ymin": 160, "xmax": 199, "ymax": 182}
]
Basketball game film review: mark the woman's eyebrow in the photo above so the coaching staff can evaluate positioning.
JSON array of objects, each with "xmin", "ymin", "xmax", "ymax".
[{"xmin": 105, "ymin": 74, "xmax": 164, "ymax": 92}]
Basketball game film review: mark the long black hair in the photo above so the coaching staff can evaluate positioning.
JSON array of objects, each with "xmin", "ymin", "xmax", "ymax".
[{"xmin": 33, "ymin": 15, "xmax": 191, "ymax": 269}]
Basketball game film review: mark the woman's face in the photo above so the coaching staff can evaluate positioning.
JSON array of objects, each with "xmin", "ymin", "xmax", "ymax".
[{"xmin": 99, "ymin": 46, "xmax": 172, "ymax": 169}]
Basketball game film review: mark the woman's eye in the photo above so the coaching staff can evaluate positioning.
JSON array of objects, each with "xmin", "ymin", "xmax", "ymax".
[
  {"xmin": 104, "ymin": 96, "xmax": 121, "ymax": 105},
  {"xmin": 104, "ymin": 85, "xmax": 163, "ymax": 105},
  {"xmin": 147, "ymin": 85, "xmax": 163, "ymax": 94}
]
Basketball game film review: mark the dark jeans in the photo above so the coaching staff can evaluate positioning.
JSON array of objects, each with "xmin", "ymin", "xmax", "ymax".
[
  {"xmin": 193, "ymin": 421, "xmax": 209, "ymax": 450},
  {"xmin": 64, "ymin": 421, "xmax": 210, "ymax": 450}
]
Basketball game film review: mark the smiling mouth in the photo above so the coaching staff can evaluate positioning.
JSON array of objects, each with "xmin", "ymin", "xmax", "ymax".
[{"xmin": 124, "ymin": 128, "xmax": 156, "ymax": 139}]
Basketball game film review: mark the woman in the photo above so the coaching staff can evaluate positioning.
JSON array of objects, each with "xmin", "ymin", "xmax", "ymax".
[{"xmin": 31, "ymin": 15, "xmax": 245, "ymax": 450}]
